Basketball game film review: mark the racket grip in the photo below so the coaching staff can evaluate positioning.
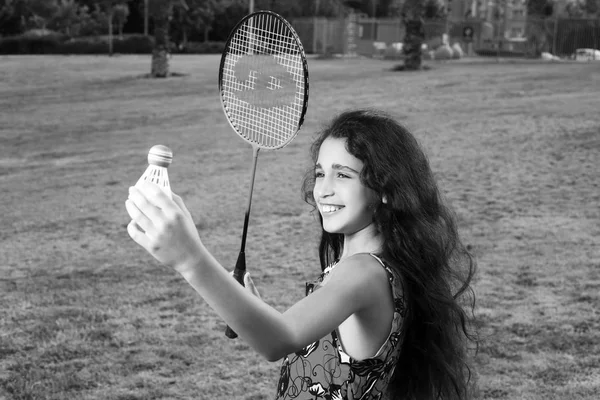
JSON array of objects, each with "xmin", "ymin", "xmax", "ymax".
[
  {"xmin": 224, "ymin": 325, "xmax": 238, "ymax": 339},
  {"xmin": 225, "ymin": 253, "xmax": 246, "ymax": 339}
]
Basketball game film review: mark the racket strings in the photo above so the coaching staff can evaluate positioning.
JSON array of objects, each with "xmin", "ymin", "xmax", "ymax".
[{"xmin": 221, "ymin": 13, "xmax": 306, "ymax": 149}]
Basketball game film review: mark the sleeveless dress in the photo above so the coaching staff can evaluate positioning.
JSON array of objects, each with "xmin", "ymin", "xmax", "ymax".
[{"xmin": 274, "ymin": 254, "xmax": 407, "ymax": 400}]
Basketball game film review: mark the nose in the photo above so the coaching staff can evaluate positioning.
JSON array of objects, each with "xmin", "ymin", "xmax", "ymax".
[{"xmin": 314, "ymin": 175, "xmax": 334, "ymax": 199}]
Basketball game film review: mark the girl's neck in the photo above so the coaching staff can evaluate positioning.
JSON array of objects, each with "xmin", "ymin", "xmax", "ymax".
[{"xmin": 339, "ymin": 223, "xmax": 383, "ymax": 261}]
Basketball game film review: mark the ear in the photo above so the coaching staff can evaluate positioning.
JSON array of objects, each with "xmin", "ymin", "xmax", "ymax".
[{"xmin": 382, "ymin": 195, "xmax": 388, "ymax": 204}]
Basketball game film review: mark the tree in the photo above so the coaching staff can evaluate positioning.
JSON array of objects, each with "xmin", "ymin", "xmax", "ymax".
[
  {"xmin": 83, "ymin": 3, "xmax": 109, "ymax": 36},
  {"xmin": 27, "ymin": 0, "xmax": 59, "ymax": 29},
  {"xmin": 254, "ymin": 0, "xmax": 302, "ymax": 17},
  {"xmin": 400, "ymin": 0, "xmax": 425, "ymax": 70},
  {"xmin": 423, "ymin": 0, "xmax": 446, "ymax": 20},
  {"xmin": 0, "ymin": 0, "xmax": 16, "ymax": 33},
  {"xmin": 113, "ymin": 2, "xmax": 129, "ymax": 38},
  {"xmin": 380, "ymin": 0, "xmax": 404, "ymax": 16},
  {"xmin": 0, "ymin": 0, "xmax": 25, "ymax": 36},
  {"xmin": 526, "ymin": 0, "xmax": 555, "ymax": 56},
  {"xmin": 565, "ymin": 0, "xmax": 599, "ymax": 16},
  {"xmin": 49, "ymin": 0, "xmax": 79, "ymax": 36},
  {"xmin": 149, "ymin": 0, "xmax": 169, "ymax": 76},
  {"xmin": 566, "ymin": 0, "xmax": 585, "ymax": 16},
  {"xmin": 149, "ymin": 0, "xmax": 187, "ymax": 77},
  {"xmin": 171, "ymin": 0, "xmax": 226, "ymax": 46},
  {"xmin": 584, "ymin": 0, "xmax": 599, "ymax": 15},
  {"xmin": 96, "ymin": 0, "xmax": 116, "ymax": 55},
  {"xmin": 527, "ymin": 0, "xmax": 554, "ymax": 15},
  {"xmin": 144, "ymin": 0, "xmax": 148, "ymax": 34},
  {"xmin": 95, "ymin": 1, "xmax": 129, "ymax": 55},
  {"xmin": 309, "ymin": 0, "xmax": 344, "ymax": 17}
]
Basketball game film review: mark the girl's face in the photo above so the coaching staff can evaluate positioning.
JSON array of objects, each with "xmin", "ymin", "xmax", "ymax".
[{"xmin": 313, "ymin": 137, "xmax": 379, "ymax": 236}]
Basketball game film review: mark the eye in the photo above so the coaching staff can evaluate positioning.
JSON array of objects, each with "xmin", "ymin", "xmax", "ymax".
[
  {"xmin": 314, "ymin": 171, "xmax": 324, "ymax": 178},
  {"xmin": 336, "ymin": 172, "xmax": 350, "ymax": 179}
]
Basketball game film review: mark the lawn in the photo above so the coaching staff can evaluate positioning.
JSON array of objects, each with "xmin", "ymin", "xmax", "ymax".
[{"xmin": 0, "ymin": 54, "xmax": 599, "ymax": 400}]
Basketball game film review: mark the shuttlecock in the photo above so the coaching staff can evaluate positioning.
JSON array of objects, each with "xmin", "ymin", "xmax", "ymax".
[{"xmin": 136, "ymin": 145, "xmax": 173, "ymax": 199}]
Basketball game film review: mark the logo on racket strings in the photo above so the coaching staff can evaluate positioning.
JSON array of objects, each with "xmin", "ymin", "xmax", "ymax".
[{"xmin": 231, "ymin": 55, "xmax": 297, "ymax": 109}]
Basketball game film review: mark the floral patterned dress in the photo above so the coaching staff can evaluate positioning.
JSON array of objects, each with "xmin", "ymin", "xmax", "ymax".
[{"xmin": 274, "ymin": 254, "xmax": 407, "ymax": 400}]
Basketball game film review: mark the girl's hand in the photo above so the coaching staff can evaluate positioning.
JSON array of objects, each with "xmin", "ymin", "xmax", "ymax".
[
  {"xmin": 125, "ymin": 182, "xmax": 204, "ymax": 273},
  {"xmin": 237, "ymin": 272, "xmax": 262, "ymax": 300}
]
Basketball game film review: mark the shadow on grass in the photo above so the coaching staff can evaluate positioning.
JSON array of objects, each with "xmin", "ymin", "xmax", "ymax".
[{"xmin": 390, "ymin": 64, "xmax": 433, "ymax": 71}]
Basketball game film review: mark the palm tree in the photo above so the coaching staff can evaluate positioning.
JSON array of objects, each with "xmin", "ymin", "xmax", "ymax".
[
  {"xmin": 98, "ymin": 0, "xmax": 119, "ymax": 56},
  {"xmin": 113, "ymin": 3, "xmax": 129, "ymax": 39},
  {"xmin": 400, "ymin": 0, "xmax": 426, "ymax": 70},
  {"xmin": 149, "ymin": 0, "xmax": 188, "ymax": 78},
  {"xmin": 525, "ymin": 0, "xmax": 555, "ymax": 56},
  {"xmin": 149, "ymin": 0, "xmax": 171, "ymax": 77}
]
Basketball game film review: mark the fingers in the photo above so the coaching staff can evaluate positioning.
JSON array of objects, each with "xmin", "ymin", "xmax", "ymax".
[
  {"xmin": 126, "ymin": 183, "xmax": 204, "ymax": 268},
  {"xmin": 125, "ymin": 198, "xmax": 154, "ymax": 234},
  {"xmin": 134, "ymin": 182, "xmax": 174, "ymax": 211},
  {"xmin": 228, "ymin": 271, "xmax": 262, "ymax": 299},
  {"xmin": 127, "ymin": 185, "xmax": 169, "ymax": 233},
  {"xmin": 127, "ymin": 220, "xmax": 150, "ymax": 249}
]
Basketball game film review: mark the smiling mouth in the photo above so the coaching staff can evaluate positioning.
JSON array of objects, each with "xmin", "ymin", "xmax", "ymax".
[{"xmin": 321, "ymin": 205, "xmax": 344, "ymax": 214}]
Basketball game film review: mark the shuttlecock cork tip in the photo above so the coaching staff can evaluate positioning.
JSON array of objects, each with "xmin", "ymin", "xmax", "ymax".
[{"xmin": 148, "ymin": 145, "xmax": 173, "ymax": 168}]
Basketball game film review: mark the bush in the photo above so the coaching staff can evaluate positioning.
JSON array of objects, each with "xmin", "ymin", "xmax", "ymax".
[
  {"xmin": 56, "ymin": 37, "xmax": 106, "ymax": 54},
  {"xmin": 21, "ymin": 29, "xmax": 68, "ymax": 41},
  {"xmin": 434, "ymin": 44, "xmax": 453, "ymax": 60},
  {"xmin": 56, "ymin": 34, "xmax": 153, "ymax": 54},
  {"xmin": 422, "ymin": 50, "xmax": 435, "ymax": 60},
  {"xmin": 0, "ymin": 34, "xmax": 224, "ymax": 55},
  {"xmin": 176, "ymin": 41, "xmax": 226, "ymax": 54},
  {"xmin": 451, "ymin": 43, "xmax": 464, "ymax": 59},
  {"xmin": 113, "ymin": 35, "xmax": 154, "ymax": 54},
  {"xmin": 383, "ymin": 42, "xmax": 403, "ymax": 60},
  {"xmin": 0, "ymin": 34, "xmax": 66, "ymax": 54},
  {"xmin": 474, "ymin": 49, "xmax": 526, "ymax": 57}
]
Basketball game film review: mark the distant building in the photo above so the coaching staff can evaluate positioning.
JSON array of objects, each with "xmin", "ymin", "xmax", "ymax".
[
  {"xmin": 445, "ymin": 0, "xmax": 473, "ymax": 19},
  {"xmin": 506, "ymin": 0, "xmax": 527, "ymax": 38},
  {"xmin": 457, "ymin": 0, "xmax": 528, "ymax": 38}
]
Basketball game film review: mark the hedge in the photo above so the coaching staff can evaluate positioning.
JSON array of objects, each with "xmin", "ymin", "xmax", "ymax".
[{"xmin": 0, "ymin": 34, "xmax": 225, "ymax": 55}]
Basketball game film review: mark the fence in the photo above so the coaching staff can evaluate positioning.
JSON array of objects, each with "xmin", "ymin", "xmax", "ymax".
[{"xmin": 291, "ymin": 16, "xmax": 600, "ymax": 59}]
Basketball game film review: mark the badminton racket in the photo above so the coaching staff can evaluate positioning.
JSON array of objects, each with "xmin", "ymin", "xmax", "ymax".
[{"xmin": 219, "ymin": 10, "xmax": 309, "ymax": 338}]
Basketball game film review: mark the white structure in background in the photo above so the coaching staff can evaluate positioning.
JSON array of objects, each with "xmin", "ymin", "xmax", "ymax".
[{"xmin": 575, "ymin": 48, "xmax": 600, "ymax": 61}]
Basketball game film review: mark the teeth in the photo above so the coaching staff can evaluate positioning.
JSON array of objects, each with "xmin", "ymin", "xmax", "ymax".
[{"xmin": 322, "ymin": 205, "xmax": 342, "ymax": 213}]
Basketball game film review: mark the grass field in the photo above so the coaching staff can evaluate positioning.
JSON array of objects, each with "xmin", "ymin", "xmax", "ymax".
[{"xmin": 0, "ymin": 54, "xmax": 599, "ymax": 400}]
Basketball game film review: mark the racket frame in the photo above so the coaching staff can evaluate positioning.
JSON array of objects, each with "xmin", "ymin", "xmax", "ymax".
[{"xmin": 218, "ymin": 10, "xmax": 310, "ymax": 150}]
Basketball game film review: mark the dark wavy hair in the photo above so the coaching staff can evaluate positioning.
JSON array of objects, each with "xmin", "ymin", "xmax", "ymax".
[{"xmin": 302, "ymin": 109, "xmax": 478, "ymax": 400}]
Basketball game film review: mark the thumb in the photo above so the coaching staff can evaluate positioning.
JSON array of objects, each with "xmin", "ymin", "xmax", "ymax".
[{"xmin": 243, "ymin": 272, "xmax": 262, "ymax": 300}]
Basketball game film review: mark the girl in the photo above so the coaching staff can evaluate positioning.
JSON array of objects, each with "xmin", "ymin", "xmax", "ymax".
[{"xmin": 126, "ymin": 109, "xmax": 477, "ymax": 400}]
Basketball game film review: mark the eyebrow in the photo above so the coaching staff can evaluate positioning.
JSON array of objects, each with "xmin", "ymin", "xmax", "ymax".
[{"xmin": 315, "ymin": 163, "xmax": 360, "ymax": 174}]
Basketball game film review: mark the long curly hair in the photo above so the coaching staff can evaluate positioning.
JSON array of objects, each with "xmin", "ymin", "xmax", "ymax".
[{"xmin": 301, "ymin": 109, "xmax": 478, "ymax": 400}]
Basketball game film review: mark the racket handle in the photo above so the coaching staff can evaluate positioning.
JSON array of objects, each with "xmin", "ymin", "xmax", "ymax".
[
  {"xmin": 225, "ymin": 252, "xmax": 246, "ymax": 339},
  {"xmin": 224, "ymin": 325, "xmax": 239, "ymax": 339}
]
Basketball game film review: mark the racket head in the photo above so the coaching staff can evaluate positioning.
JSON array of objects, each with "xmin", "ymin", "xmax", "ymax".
[{"xmin": 218, "ymin": 10, "xmax": 309, "ymax": 150}]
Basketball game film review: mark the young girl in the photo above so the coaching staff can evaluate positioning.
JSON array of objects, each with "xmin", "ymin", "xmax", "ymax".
[{"xmin": 125, "ymin": 109, "xmax": 477, "ymax": 399}]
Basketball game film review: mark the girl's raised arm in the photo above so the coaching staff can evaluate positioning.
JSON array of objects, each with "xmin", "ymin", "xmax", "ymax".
[
  {"xmin": 126, "ymin": 182, "xmax": 389, "ymax": 361},
  {"xmin": 180, "ymin": 249, "xmax": 389, "ymax": 361}
]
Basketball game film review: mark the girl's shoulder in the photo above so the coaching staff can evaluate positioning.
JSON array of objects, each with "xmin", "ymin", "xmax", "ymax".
[
  {"xmin": 339, "ymin": 253, "xmax": 406, "ymax": 299},
  {"xmin": 322, "ymin": 253, "xmax": 398, "ymax": 293},
  {"xmin": 368, "ymin": 253, "xmax": 404, "ymax": 284},
  {"xmin": 334, "ymin": 252, "xmax": 399, "ymax": 276}
]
